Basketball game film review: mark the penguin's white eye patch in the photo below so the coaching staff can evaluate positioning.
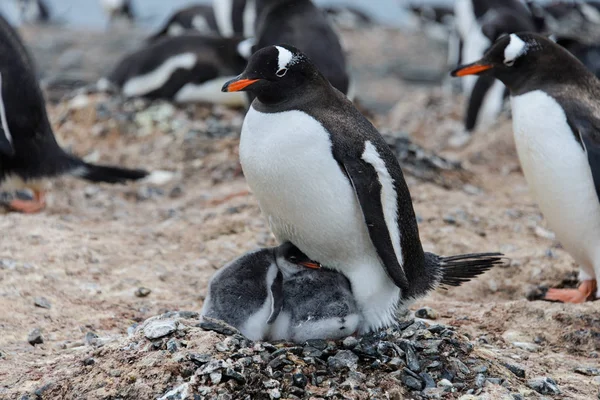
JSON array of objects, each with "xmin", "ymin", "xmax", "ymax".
[
  {"xmin": 504, "ymin": 33, "xmax": 527, "ymax": 66},
  {"xmin": 276, "ymin": 67, "xmax": 288, "ymax": 77}
]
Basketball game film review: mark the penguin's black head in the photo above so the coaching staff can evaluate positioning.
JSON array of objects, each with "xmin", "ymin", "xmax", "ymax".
[
  {"xmin": 274, "ymin": 242, "xmax": 321, "ymax": 277},
  {"xmin": 222, "ymin": 45, "xmax": 320, "ymax": 103},
  {"xmin": 451, "ymin": 32, "xmax": 584, "ymax": 93}
]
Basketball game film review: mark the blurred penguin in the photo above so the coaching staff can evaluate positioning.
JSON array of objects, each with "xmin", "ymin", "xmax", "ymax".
[
  {"xmin": 100, "ymin": 0, "xmax": 134, "ymax": 27},
  {"xmin": 148, "ymin": 5, "xmax": 219, "ymax": 42},
  {"xmin": 17, "ymin": 0, "xmax": 50, "ymax": 23},
  {"xmin": 213, "ymin": 0, "xmax": 257, "ymax": 38}
]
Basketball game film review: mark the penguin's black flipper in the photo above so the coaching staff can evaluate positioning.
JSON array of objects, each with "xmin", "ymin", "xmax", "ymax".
[
  {"xmin": 341, "ymin": 159, "xmax": 410, "ymax": 293},
  {"xmin": 267, "ymin": 270, "xmax": 284, "ymax": 324},
  {"xmin": 465, "ymin": 75, "xmax": 496, "ymax": 132},
  {"xmin": 427, "ymin": 252, "xmax": 507, "ymax": 287},
  {"xmin": 565, "ymin": 112, "xmax": 600, "ymax": 203},
  {"xmin": 0, "ymin": 125, "xmax": 13, "ymax": 156},
  {"xmin": 75, "ymin": 162, "xmax": 148, "ymax": 183}
]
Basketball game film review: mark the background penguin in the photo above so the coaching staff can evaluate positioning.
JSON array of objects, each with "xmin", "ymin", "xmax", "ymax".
[
  {"xmin": 269, "ymin": 244, "xmax": 360, "ymax": 343},
  {"xmin": 452, "ymin": 32, "xmax": 600, "ymax": 303},
  {"xmin": 17, "ymin": 0, "xmax": 50, "ymax": 24},
  {"xmin": 0, "ymin": 13, "xmax": 147, "ymax": 213},
  {"xmin": 100, "ymin": 0, "xmax": 135, "ymax": 26},
  {"xmin": 103, "ymin": 34, "xmax": 248, "ymax": 106},
  {"xmin": 252, "ymin": 0, "xmax": 351, "ymax": 96},
  {"xmin": 147, "ymin": 5, "xmax": 219, "ymax": 41},
  {"xmin": 213, "ymin": 0, "xmax": 256, "ymax": 38},
  {"xmin": 222, "ymin": 45, "xmax": 506, "ymax": 333}
]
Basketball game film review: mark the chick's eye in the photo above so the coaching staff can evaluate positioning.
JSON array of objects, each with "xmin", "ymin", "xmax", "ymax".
[
  {"xmin": 504, "ymin": 60, "xmax": 515, "ymax": 67},
  {"xmin": 276, "ymin": 67, "xmax": 288, "ymax": 77},
  {"xmin": 288, "ymin": 256, "xmax": 297, "ymax": 262}
]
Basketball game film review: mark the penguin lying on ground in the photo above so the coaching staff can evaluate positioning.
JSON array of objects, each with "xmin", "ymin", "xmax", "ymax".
[
  {"xmin": 222, "ymin": 45, "xmax": 506, "ymax": 333},
  {"xmin": 252, "ymin": 0, "xmax": 351, "ymax": 96},
  {"xmin": 147, "ymin": 5, "xmax": 219, "ymax": 41},
  {"xmin": 102, "ymin": 34, "xmax": 248, "ymax": 106},
  {"xmin": 201, "ymin": 242, "xmax": 359, "ymax": 342},
  {"xmin": 452, "ymin": 32, "xmax": 600, "ymax": 303},
  {"xmin": 0, "ymin": 14, "xmax": 147, "ymax": 213}
]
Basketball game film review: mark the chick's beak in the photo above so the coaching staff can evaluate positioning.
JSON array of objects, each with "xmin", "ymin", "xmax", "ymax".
[
  {"xmin": 221, "ymin": 75, "xmax": 260, "ymax": 92},
  {"xmin": 451, "ymin": 63, "xmax": 493, "ymax": 77}
]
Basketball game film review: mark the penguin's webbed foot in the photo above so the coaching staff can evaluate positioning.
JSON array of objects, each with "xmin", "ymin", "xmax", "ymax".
[
  {"xmin": 543, "ymin": 280, "xmax": 597, "ymax": 303},
  {"xmin": 8, "ymin": 190, "xmax": 46, "ymax": 214}
]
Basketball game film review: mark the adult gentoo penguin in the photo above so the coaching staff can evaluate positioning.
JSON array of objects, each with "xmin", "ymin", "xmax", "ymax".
[
  {"xmin": 201, "ymin": 242, "xmax": 320, "ymax": 341},
  {"xmin": 452, "ymin": 32, "xmax": 600, "ymax": 302},
  {"xmin": 222, "ymin": 45, "xmax": 505, "ymax": 332},
  {"xmin": 252, "ymin": 0, "xmax": 350, "ymax": 95},
  {"xmin": 147, "ymin": 5, "xmax": 219, "ymax": 41},
  {"xmin": 213, "ymin": 0, "xmax": 256, "ymax": 38},
  {"xmin": 0, "ymin": 14, "xmax": 147, "ymax": 213},
  {"xmin": 103, "ymin": 35, "xmax": 248, "ymax": 105}
]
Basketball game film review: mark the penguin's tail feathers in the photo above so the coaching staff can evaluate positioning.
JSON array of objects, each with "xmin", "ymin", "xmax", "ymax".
[
  {"xmin": 433, "ymin": 252, "xmax": 508, "ymax": 288},
  {"xmin": 70, "ymin": 159, "xmax": 149, "ymax": 184}
]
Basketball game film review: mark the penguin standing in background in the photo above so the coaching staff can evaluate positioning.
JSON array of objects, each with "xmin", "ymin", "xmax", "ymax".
[
  {"xmin": 147, "ymin": 5, "xmax": 219, "ymax": 41},
  {"xmin": 222, "ymin": 45, "xmax": 505, "ymax": 333},
  {"xmin": 213, "ymin": 0, "xmax": 256, "ymax": 38},
  {"xmin": 452, "ymin": 32, "xmax": 600, "ymax": 302},
  {"xmin": 103, "ymin": 35, "xmax": 248, "ymax": 106},
  {"xmin": 100, "ymin": 0, "xmax": 134, "ymax": 26},
  {"xmin": 269, "ymin": 244, "xmax": 360, "ymax": 343},
  {"xmin": 0, "ymin": 14, "xmax": 147, "ymax": 213},
  {"xmin": 252, "ymin": 0, "xmax": 350, "ymax": 96},
  {"xmin": 17, "ymin": 0, "xmax": 50, "ymax": 23}
]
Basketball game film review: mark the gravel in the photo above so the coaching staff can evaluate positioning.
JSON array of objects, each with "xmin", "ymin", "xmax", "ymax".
[
  {"xmin": 527, "ymin": 377, "xmax": 561, "ymax": 395},
  {"xmin": 27, "ymin": 328, "xmax": 43, "ymax": 346}
]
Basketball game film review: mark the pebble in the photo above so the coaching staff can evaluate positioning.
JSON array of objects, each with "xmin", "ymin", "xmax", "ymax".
[
  {"xmin": 27, "ymin": 328, "xmax": 43, "ymax": 346},
  {"xmin": 342, "ymin": 336, "xmax": 359, "ymax": 349},
  {"xmin": 82, "ymin": 358, "xmax": 95, "ymax": 366},
  {"xmin": 33, "ymin": 296, "xmax": 51, "ymax": 309},
  {"xmin": 527, "ymin": 377, "xmax": 560, "ymax": 395},
  {"xmin": 415, "ymin": 307, "xmax": 438, "ymax": 320},
  {"xmin": 575, "ymin": 367, "xmax": 600, "ymax": 376},
  {"xmin": 189, "ymin": 353, "xmax": 211, "ymax": 364},
  {"xmin": 85, "ymin": 332, "xmax": 98, "ymax": 346},
  {"xmin": 400, "ymin": 370, "xmax": 423, "ymax": 391},
  {"xmin": 503, "ymin": 362, "xmax": 526, "ymax": 378},
  {"xmin": 292, "ymin": 373, "xmax": 308, "ymax": 388},
  {"xmin": 144, "ymin": 319, "xmax": 177, "ymax": 340},
  {"xmin": 512, "ymin": 342, "xmax": 541, "ymax": 352},
  {"xmin": 198, "ymin": 319, "xmax": 239, "ymax": 336},
  {"xmin": 437, "ymin": 378, "xmax": 453, "ymax": 391},
  {"xmin": 134, "ymin": 287, "xmax": 151, "ymax": 298},
  {"xmin": 328, "ymin": 350, "xmax": 359, "ymax": 371}
]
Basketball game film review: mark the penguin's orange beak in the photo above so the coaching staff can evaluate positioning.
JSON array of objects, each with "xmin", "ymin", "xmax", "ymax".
[
  {"xmin": 222, "ymin": 77, "xmax": 260, "ymax": 92},
  {"xmin": 299, "ymin": 261, "xmax": 321, "ymax": 269},
  {"xmin": 451, "ymin": 63, "xmax": 493, "ymax": 77}
]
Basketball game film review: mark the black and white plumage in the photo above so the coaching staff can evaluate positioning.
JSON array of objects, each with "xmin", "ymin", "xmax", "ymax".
[
  {"xmin": 454, "ymin": 0, "xmax": 537, "ymax": 137},
  {"xmin": 213, "ymin": 0, "xmax": 257, "ymax": 38},
  {"xmin": 0, "ymin": 14, "xmax": 147, "ymax": 213},
  {"xmin": 557, "ymin": 38, "xmax": 600, "ymax": 78},
  {"xmin": 252, "ymin": 0, "xmax": 350, "ymax": 96},
  {"xmin": 147, "ymin": 5, "xmax": 219, "ymax": 41},
  {"xmin": 452, "ymin": 32, "xmax": 600, "ymax": 303},
  {"xmin": 103, "ymin": 35, "xmax": 248, "ymax": 106},
  {"xmin": 17, "ymin": 0, "xmax": 50, "ymax": 23},
  {"xmin": 222, "ymin": 45, "xmax": 504, "ymax": 332},
  {"xmin": 100, "ymin": 0, "xmax": 134, "ymax": 24}
]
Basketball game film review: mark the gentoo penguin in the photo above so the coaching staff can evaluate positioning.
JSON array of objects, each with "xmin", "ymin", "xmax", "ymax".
[
  {"xmin": 556, "ymin": 37, "xmax": 600, "ymax": 78},
  {"xmin": 103, "ymin": 34, "xmax": 248, "ymax": 106},
  {"xmin": 222, "ymin": 45, "xmax": 506, "ymax": 332},
  {"xmin": 213, "ymin": 0, "xmax": 257, "ymax": 38},
  {"xmin": 100, "ymin": 0, "xmax": 134, "ymax": 25},
  {"xmin": 269, "ymin": 245, "xmax": 360, "ymax": 343},
  {"xmin": 252, "ymin": 0, "xmax": 350, "ymax": 96},
  {"xmin": 201, "ymin": 242, "xmax": 321, "ymax": 341},
  {"xmin": 147, "ymin": 5, "xmax": 219, "ymax": 42},
  {"xmin": 0, "ymin": 14, "xmax": 147, "ymax": 213},
  {"xmin": 17, "ymin": 0, "xmax": 50, "ymax": 23},
  {"xmin": 453, "ymin": 0, "xmax": 537, "ymax": 139},
  {"xmin": 452, "ymin": 32, "xmax": 600, "ymax": 302}
]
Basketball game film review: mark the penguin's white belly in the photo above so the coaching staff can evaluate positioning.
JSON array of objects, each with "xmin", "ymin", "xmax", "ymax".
[
  {"xmin": 240, "ymin": 108, "xmax": 399, "ymax": 331},
  {"xmin": 511, "ymin": 91, "xmax": 600, "ymax": 276},
  {"xmin": 240, "ymin": 108, "xmax": 376, "ymax": 268}
]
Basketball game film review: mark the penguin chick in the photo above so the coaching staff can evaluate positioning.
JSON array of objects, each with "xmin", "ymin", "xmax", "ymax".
[
  {"xmin": 269, "ymin": 243, "xmax": 360, "ymax": 343},
  {"xmin": 222, "ymin": 45, "xmax": 507, "ymax": 332},
  {"xmin": 452, "ymin": 32, "xmax": 600, "ymax": 302},
  {"xmin": 0, "ymin": 14, "xmax": 147, "ymax": 213}
]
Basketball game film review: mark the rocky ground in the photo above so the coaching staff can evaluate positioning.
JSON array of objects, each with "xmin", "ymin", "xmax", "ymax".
[{"xmin": 0, "ymin": 25, "xmax": 599, "ymax": 399}]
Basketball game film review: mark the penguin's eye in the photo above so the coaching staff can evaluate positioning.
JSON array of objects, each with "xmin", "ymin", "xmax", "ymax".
[
  {"xmin": 504, "ymin": 59, "xmax": 515, "ymax": 67},
  {"xmin": 276, "ymin": 67, "xmax": 288, "ymax": 77},
  {"xmin": 288, "ymin": 255, "xmax": 297, "ymax": 262}
]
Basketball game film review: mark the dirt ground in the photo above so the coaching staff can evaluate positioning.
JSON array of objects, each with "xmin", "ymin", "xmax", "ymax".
[{"xmin": 0, "ymin": 26, "xmax": 599, "ymax": 399}]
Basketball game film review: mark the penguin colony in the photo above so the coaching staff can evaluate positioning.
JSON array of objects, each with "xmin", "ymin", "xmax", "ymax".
[{"xmin": 2, "ymin": 0, "xmax": 599, "ymax": 346}]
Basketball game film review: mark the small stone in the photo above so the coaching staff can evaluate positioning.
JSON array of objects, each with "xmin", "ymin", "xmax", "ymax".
[
  {"xmin": 134, "ymin": 287, "xmax": 151, "ymax": 297},
  {"xmin": 400, "ymin": 371, "xmax": 423, "ymax": 391},
  {"xmin": 415, "ymin": 307, "xmax": 437, "ymax": 320},
  {"xmin": 342, "ymin": 336, "xmax": 359, "ymax": 349},
  {"xmin": 209, "ymin": 371, "xmax": 222, "ymax": 384},
  {"xmin": 109, "ymin": 369, "xmax": 122, "ymax": 377},
  {"xmin": 575, "ymin": 367, "xmax": 600, "ymax": 376},
  {"xmin": 190, "ymin": 353, "xmax": 211, "ymax": 364},
  {"xmin": 437, "ymin": 379, "xmax": 453, "ymax": 391},
  {"xmin": 158, "ymin": 383, "xmax": 189, "ymax": 400},
  {"xmin": 215, "ymin": 342, "xmax": 229, "ymax": 352},
  {"xmin": 263, "ymin": 379, "xmax": 279, "ymax": 389},
  {"xmin": 535, "ymin": 226, "xmax": 556, "ymax": 240},
  {"xmin": 328, "ymin": 350, "xmax": 359, "ymax": 371},
  {"xmin": 144, "ymin": 319, "xmax": 177, "ymax": 339},
  {"xmin": 458, "ymin": 396, "xmax": 478, "ymax": 400},
  {"xmin": 503, "ymin": 362, "xmax": 526, "ymax": 378},
  {"xmin": 268, "ymin": 388, "xmax": 281, "ymax": 399},
  {"xmin": 85, "ymin": 332, "xmax": 98, "ymax": 346},
  {"xmin": 198, "ymin": 318, "xmax": 239, "ymax": 336},
  {"xmin": 399, "ymin": 341, "xmax": 420, "ymax": 372},
  {"xmin": 166, "ymin": 338, "xmax": 179, "ymax": 353},
  {"xmin": 27, "ymin": 328, "xmax": 43, "ymax": 346},
  {"xmin": 33, "ymin": 297, "xmax": 51, "ymax": 309},
  {"xmin": 388, "ymin": 357, "xmax": 405, "ymax": 370},
  {"xmin": 223, "ymin": 368, "xmax": 246, "ymax": 384},
  {"xmin": 512, "ymin": 342, "xmax": 541, "ymax": 352},
  {"xmin": 420, "ymin": 372, "xmax": 436, "ymax": 388},
  {"xmin": 82, "ymin": 357, "xmax": 95, "ymax": 366},
  {"xmin": 475, "ymin": 373, "xmax": 485, "ymax": 388},
  {"xmin": 486, "ymin": 378, "xmax": 503, "ymax": 385},
  {"xmin": 293, "ymin": 373, "xmax": 308, "ymax": 388},
  {"xmin": 527, "ymin": 377, "xmax": 560, "ymax": 395},
  {"xmin": 198, "ymin": 359, "xmax": 229, "ymax": 375},
  {"xmin": 302, "ymin": 346, "xmax": 322, "ymax": 358}
]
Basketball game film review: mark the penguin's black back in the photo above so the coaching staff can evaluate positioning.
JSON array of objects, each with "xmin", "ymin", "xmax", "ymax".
[
  {"xmin": 472, "ymin": 0, "xmax": 530, "ymax": 20},
  {"xmin": 254, "ymin": 0, "xmax": 349, "ymax": 94}
]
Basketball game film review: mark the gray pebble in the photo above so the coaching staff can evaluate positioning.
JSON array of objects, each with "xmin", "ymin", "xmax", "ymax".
[
  {"xmin": 82, "ymin": 358, "xmax": 95, "ymax": 366},
  {"xmin": 400, "ymin": 371, "xmax": 423, "ymax": 391},
  {"xmin": 475, "ymin": 373, "xmax": 486, "ymax": 388},
  {"xmin": 575, "ymin": 367, "xmax": 600, "ymax": 376},
  {"xmin": 342, "ymin": 336, "xmax": 359, "ymax": 349},
  {"xmin": 328, "ymin": 350, "xmax": 359, "ymax": 371},
  {"xmin": 33, "ymin": 296, "xmax": 51, "ymax": 309},
  {"xmin": 198, "ymin": 319, "xmax": 239, "ymax": 336},
  {"xmin": 27, "ymin": 328, "xmax": 43, "ymax": 346},
  {"xmin": 293, "ymin": 373, "xmax": 308, "ymax": 388},
  {"xmin": 527, "ymin": 377, "xmax": 560, "ymax": 395},
  {"xmin": 85, "ymin": 332, "xmax": 98, "ymax": 346},
  {"xmin": 503, "ymin": 362, "xmax": 526, "ymax": 378},
  {"xmin": 144, "ymin": 319, "xmax": 177, "ymax": 339},
  {"xmin": 134, "ymin": 287, "xmax": 151, "ymax": 297},
  {"xmin": 415, "ymin": 307, "xmax": 437, "ymax": 320},
  {"xmin": 109, "ymin": 369, "xmax": 121, "ymax": 377},
  {"xmin": 190, "ymin": 353, "xmax": 211, "ymax": 364},
  {"xmin": 223, "ymin": 368, "xmax": 246, "ymax": 384}
]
